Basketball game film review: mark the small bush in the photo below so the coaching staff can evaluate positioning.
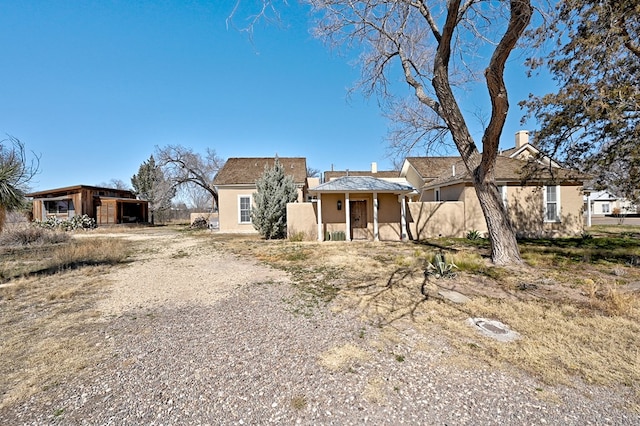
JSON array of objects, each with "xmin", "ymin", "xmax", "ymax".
[
  {"xmin": 34, "ymin": 215, "xmax": 96, "ymax": 231},
  {"xmin": 466, "ymin": 229, "xmax": 482, "ymax": 240}
]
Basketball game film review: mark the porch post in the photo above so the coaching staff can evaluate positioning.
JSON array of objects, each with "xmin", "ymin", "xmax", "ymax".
[
  {"xmin": 586, "ymin": 191, "xmax": 592, "ymax": 228},
  {"xmin": 400, "ymin": 195, "xmax": 408, "ymax": 241},
  {"xmin": 345, "ymin": 192, "xmax": 351, "ymax": 241},
  {"xmin": 373, "ymin": 192, "xmax": 379, "ymax": 241},
  {"xmin": 317, "ymin": 194, "xmax": 323, "ymax": 241}
]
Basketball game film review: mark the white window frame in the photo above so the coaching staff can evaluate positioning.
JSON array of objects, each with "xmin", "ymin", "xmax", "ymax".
[
  {"xmin": 602, "ymin": 203, "xmax": 610, "ymax": 214},
  {"xmin": 238, "ymin": 195, "xmax": 252, "ymax": 224},
  {"xmin": 497, "ymin": 184, "xmax": 508, "ymax": 209},
  {"xmin": 543, "ymin": 185, "xmax": 561, "ymax": 222}
]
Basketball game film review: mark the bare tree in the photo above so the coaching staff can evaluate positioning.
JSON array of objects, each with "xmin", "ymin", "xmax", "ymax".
[
  {"xmin": 307, "ymin": 1, "xmax": 531, "ymax": 264},
  {"xmin": 155, "ymin": 145, "xmax": 225, "ymax": 211},
  {"xmin": 306, "ymin": 166, "xmax": 321, "ymax": 178},
  {"xmin": 96, "ymin": 178, "xmax": 130, "ymax": 190},
  {"xmin": 0, "ymin": 136, "xmax": 39, "ymax": 231},
  {"xmin": 230, "ymin": 1, "xmax": 533, "ymax": 264},
  {"xmin": 179, "ymin": 184, "xmax": 214, "ymax": 211}
]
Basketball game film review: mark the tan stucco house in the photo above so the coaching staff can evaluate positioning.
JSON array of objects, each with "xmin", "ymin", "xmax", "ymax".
[
  {"xmin": 403, "ymin": 156, "xmax": 586, "ymax": 238},
  {"xmin": 213, "ymin": 157, "xmax": 308, "ymax": 233},
  {"xmin": 27, "ymin": 185, "xmax": 149, "ymax": 225},
  {"xmin": 287, "ymin": 132, "xmax": 588, "ymax": 241},
  {"xmin": 399, "ymin": 131, "xmax": 587, "ymax": 238}
]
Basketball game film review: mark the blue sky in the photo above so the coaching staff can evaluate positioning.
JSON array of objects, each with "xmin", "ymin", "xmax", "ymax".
[{"xmin": 1, "ymin": 1, "xmax": 546, "ymax": 192}]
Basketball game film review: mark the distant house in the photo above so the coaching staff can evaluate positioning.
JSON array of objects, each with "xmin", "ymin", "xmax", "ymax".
[
  {"xmin": 27, "ymin": 185, "xmax": 148, "ymax": 225},
  {"xmin": 212, "ymin": 157, "xmax": 309, "ymax": 233},
  {"xmin": 583, "ymin": 189, "xmax": 637, "ymax": 216}
]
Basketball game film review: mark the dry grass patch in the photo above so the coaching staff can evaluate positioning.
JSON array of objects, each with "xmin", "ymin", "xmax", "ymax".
[
  {"xmin": 0, "ymin": 270, "xmax": 113, "ymax": 409},
  {"xmin": 0, "ymin": 235, "xmax": 135, "ymax": 410},
  {"xmin": 318, "ymin": 343, "xmax": 371, "ymax": 372}
]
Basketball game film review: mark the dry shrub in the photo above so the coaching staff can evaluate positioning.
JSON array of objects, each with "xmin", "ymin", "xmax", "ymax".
[
  {"xmin": 52, "ymin": 238, "xmax": 130, "ymax": 267},
  {"xmin": 0, "ymin": 224, "xmax": 69, "ymax": 246},
  {"xmin": 0, "ymin": 270, "xmax": 111, "ymax": 409}
]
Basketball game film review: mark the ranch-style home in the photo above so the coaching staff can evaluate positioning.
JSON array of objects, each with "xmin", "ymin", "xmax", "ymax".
[
  {"xmin": 212, "ymin": 157, "xmax": 309, "ymax": 233},
  {"xmin": 285, "ymin": 131, "xmax": 588, "ymax": 241},
  {"xmin": 26, "ymin": 185, "xmax": 149, "ymax": 225}
]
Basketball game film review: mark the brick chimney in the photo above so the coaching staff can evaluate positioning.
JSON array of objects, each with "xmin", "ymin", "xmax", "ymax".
[{"xmin": 515, "ymin": 130, "xmax": 530, "ymax": 148}]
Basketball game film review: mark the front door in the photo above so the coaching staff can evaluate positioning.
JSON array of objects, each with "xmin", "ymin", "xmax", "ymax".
[{"xmin": 350, "ymin": 200, "xmax": 368, "ymax": 240}]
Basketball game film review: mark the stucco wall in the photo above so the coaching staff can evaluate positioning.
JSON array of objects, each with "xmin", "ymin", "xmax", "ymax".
[
  {"xmin": 441, "ymin": 183, "xmax": 465, "ymax": 201},
  {"xmin": 408, "ymin": 201, "xmax": 467, "ymax": 238},
  {"xmin": 508, "ymin": 185, "xmax": 583, "ymax": 237},
  {"xmin": 217, "ymin": 187, "xmax": 258, "ymax": 233},
  {"xmin": 462, "ymin": 186, "xmax": 488, "ymax": 234},
  {"xmin": 286, "ymin": 202, "xmax": 317, "ymax": 240}
]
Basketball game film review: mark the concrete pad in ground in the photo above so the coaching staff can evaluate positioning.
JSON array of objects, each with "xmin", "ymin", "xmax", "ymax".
[
  {"xmin": 467, "ymin": 318, "xmax": 520, "ymax": 342},
  {"xmin": 438, "ymin": 289, "xmax": 471, "ymax": 304}
]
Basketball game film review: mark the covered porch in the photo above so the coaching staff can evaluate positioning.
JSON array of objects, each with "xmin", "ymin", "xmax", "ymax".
[{"xmin": 309, "ymin": 176, "xmax": 416, "ymax": 242}]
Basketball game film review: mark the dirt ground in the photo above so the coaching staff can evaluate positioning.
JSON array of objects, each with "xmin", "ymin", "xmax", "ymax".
[{"xmin": 1, "ymin": 226, "xmax": 638, "ymax": 424}]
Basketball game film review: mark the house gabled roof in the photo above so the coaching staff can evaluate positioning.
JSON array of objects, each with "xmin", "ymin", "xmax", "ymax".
[
  {"xmin": 587, "ymin": 190, "xmax": 618, "ymax": 201},
  {"xmin": 213, "ymin": 157, "xmax": 307, "ymax": 186},
  {"xmin": 400, "ymin": 157, "xmax": 460, "ymax": 180},
  {"xmin": 309, "ymin": 176, "xmax": 415, "ymax": 193},
  {"xmin": 423, "ymin": 156, "xmax": 588, "ymax": 189},
  {"xmin": 324, "ymin": 170, "xmax": 400, "ymax": 181},
  {"xmin": 502, "ymin": 143, "xmax": 561, "ymax": 168}
]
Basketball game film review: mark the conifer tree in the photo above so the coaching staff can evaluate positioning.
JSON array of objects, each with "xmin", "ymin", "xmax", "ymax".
[
  {"xmin": 131, "ymin": 155, "xmax": 175, "ymax": 224},
  {"xmin": 251, "ymin": 159, "xmax": 298, "ymax": 239}
]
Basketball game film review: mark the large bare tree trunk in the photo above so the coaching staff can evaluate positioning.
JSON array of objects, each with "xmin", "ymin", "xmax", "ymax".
[
  {"xmin": 473, "ymin": 176, "xmax": 521, "ymax": 265},
  {"xmin": 427, "ymin": 0, "xmax": 528, "ymax": 265}
]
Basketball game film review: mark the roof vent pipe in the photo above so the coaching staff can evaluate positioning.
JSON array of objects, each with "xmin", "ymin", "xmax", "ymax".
[
  {"xmin": 371, "ymin": 162, "xmax": 378, "ymax": 173},
  {"xmin": 452, "ymin": 164, "xmax": 456, "ymax": 176}
]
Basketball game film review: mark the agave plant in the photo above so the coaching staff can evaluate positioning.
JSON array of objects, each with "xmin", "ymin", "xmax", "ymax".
[{"xmin": 425, "ymin": 251, "xmax": 458, "ymax": 279}]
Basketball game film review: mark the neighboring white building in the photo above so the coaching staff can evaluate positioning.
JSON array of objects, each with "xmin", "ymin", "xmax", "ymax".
[{"xmin": 584, "ymin": 190, "xmax": 638, "ymax": 216}]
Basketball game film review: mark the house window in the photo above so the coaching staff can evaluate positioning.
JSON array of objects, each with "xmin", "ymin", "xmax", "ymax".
[
  {"xmin": 544, "ymin": 185, "xmax": 560, "ymax": 222},
  {"xmin": 238, "ymin": 195, "xmax": 252, "ymax": 224},
  {"xmin": 602, "ymin": 203, "xmax": 610, "ymax": 214},
  {"xmin": 497, "ymin": 185, "xmax": 508, "ymax": 208}
]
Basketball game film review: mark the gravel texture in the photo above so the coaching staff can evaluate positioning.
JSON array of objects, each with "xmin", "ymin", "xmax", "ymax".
[{"xmin": 2, "ymin": 230, "xmax": 637, "ymax": 425}]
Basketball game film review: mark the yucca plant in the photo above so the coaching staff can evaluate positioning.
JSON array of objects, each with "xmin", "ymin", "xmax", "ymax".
[
  {"xmin": 0, "ymin": 137, "xmax": 38, "ymax": 233},
  {"xmin": 425, "ymin": 251, "xmax": 458, "ymax": 279}
]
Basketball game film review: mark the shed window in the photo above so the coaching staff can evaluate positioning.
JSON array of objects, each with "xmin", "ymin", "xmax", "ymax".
[
  {"xmin": 44, "ymin": 200, "xmax": 73, "ymax": 214},
  {"xmin": 239, "ymin": 195, "xmax": 252, "ymax": 223}
]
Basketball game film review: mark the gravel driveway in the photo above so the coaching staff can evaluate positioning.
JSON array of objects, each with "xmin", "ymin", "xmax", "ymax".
[{"xmin": 2, "ymin": 229, "xmax": 636, "ymax": 425}]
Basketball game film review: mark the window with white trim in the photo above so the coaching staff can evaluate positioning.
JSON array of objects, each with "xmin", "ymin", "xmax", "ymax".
[
  {"xmin": 544, "ymin": 185, "xmax": 560, "ymax": 222},
  {"xmin": 602, "ymin": 203, "xmax": 610, "ymax": 214},
  {"xmin": 238, "ymin": 195, "xmax": 252, "ymax": 224},
  {"xmin": 497, "ymin": 185, "xmax": 508, "ymax": 209}
]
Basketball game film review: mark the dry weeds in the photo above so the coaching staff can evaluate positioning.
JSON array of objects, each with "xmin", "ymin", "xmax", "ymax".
[{"xmin": 0, "ymin": 235, "xmax": 134, "ymax": 409}]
